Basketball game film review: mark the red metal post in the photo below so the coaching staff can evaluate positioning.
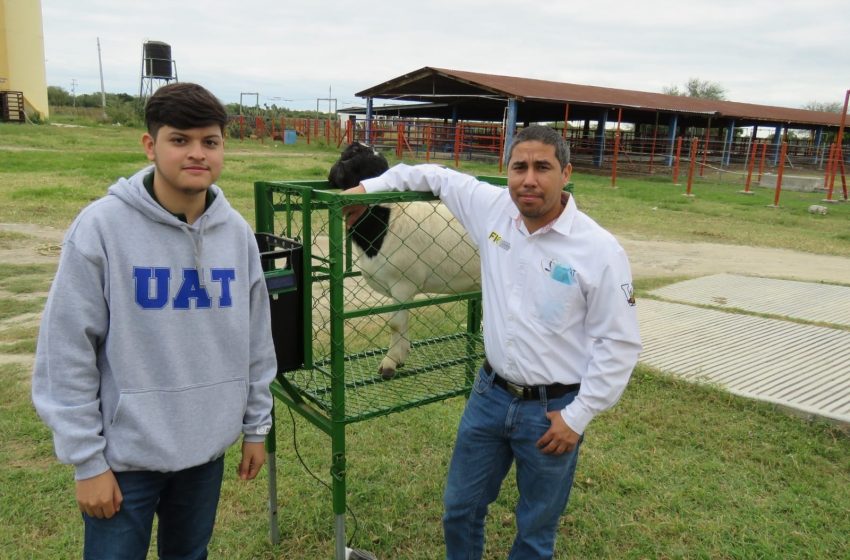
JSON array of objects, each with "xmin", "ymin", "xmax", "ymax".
[
  {"xmin": 825, "ymin": 89, "xmax": 850, "ymax": 201},
  {"xmin": 563, "ymin": 103, "xmax": 570, "ymax": 139},
  {"xmin": 685, "ymin": 138, "xmax": 699, "ymax": 196},
  {"xmin": 742, "ymin": 141, "xmax": 757, "ymax": 193},
  {"xmin": 772, "ymin": 142, "xmax": 788, "ymax": 207},
  {"xmin": 454, "ymin": 124, "xmax": 462, "ymax": 168},
  {"xmin": 672, "ymin": 137, "xmax": 683, "ymax": 184},
  {"xmin": 757, "ymin": 142, "xmax": 767, "ymax": 183},
  {"xmin": 611, "ymin": 132, "xmax": 621, "ymax": 187},
  {"xmin": 498, "ymin": 125, "xmax": 505, "ymax": 175},
  {"xmin": 823, "ymin": 142, "xmax": 836, "ymax": 193},
  {"xmin": 611, "ymin": 108, "xmax": 622, "ymax": 187},
  {"xmin": 700, "ymin": 125, "xmax": 710, "ymax": 176}
]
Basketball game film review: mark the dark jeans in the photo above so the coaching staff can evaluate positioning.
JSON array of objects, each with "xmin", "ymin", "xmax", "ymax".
[{"xmin": 82, "ymin": 456, "xmax": 224, "ymax": 560}]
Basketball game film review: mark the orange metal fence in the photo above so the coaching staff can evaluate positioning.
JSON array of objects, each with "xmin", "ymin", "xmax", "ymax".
[{"xmin": 224, "ymin": 115, "xmax": 848, "ymax": 188}]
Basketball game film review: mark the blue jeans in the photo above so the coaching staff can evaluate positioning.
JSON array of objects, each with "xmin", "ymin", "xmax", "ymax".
[
  {"xmin": 443, "ymin": 367, "xmax": 582, "ymax": 560},
  {"xmin": 82, "ymin": 456, "xmax": 225, "ymax": 560}
]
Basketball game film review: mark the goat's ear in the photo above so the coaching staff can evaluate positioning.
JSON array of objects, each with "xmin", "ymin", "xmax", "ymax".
[{"xmin": 328, "ymin": 161, "xmax": 345, "ymax": 188}]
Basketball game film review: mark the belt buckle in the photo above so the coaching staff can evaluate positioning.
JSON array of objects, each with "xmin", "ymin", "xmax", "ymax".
[{"xmin": 504, "ymin": 380, "xmax": 527, "ymax": 399}]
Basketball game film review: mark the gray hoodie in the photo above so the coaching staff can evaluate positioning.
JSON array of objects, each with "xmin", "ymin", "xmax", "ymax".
[{"xmin": 32, "ymin": 166, "xmax": 276, "ymax": 480}]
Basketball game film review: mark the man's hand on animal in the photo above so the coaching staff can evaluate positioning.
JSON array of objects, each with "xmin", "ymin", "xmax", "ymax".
[
  {"xmin": 536, "ymin": 411, "xmax": 581, "ymax": 455},
  {"xmin": 341, "ymin": 184, "xmax": 368, "ymax": 228}
]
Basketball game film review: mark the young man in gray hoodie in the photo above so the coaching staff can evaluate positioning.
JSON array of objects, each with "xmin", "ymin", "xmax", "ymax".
[{"xmin": 32, "ymin": 82, "xmax": 277, "ymax": 559}]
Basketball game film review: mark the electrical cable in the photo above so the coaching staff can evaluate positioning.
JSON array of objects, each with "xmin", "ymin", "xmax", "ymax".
[{"xmin": 286, "ymin": 406, "xmax": 361, "ymax": 549}]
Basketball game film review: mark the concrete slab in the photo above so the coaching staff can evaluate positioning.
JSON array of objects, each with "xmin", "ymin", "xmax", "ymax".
[
  {"xmin": 637, "ymin": 298, "xmax": 850, "ymax": 424},
  {"xmin": 649, "ymin": 273, "xmax": 850, "ymax": 327}
]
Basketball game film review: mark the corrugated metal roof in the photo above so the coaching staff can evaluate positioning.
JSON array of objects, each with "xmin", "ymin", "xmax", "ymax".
[{"xmin": 355, "ymin": 67, "xmax": 844, "ymax": 128}]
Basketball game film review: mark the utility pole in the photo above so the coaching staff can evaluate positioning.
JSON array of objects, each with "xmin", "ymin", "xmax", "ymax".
[
  {"xmin": 97, "ymin": 38, "xmax": 107, "ymax": 120},
  {"xmin": 70, "ymin": 78, "xmax": 77, "ymax": 109}
]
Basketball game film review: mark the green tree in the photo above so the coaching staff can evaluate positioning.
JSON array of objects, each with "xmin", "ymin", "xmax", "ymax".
[
  {"xmin": 47, "ymin": 85, "xmax": 73, "ymax": 106},
  {"xmin": 803, "ymin": 101, "xmax": 844, "ymax": 113},
  {"xmin": 663, "ymin": 78, "xmax": 727, "ymax": 100}
]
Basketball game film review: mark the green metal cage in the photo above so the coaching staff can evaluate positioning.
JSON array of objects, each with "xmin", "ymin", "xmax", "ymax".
[{"xmin": 255, "ymin": 179, "xmax": 485, "ymax": 558}]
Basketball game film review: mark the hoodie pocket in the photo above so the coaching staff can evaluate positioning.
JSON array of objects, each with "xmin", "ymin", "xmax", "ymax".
[{"xmin": 106, "ymin": 378, "xmax": 247, "ymax": 472}]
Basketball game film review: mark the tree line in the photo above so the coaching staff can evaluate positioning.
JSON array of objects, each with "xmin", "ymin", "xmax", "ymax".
[{"xmin": 662, "ymin": 78, "xmax": 843, "ymax": 113}]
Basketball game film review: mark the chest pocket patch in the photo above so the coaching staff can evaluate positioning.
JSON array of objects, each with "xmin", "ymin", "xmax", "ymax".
[{"xmin": 530, "ymin": 264, "xmax": 583, "ymax": 332}]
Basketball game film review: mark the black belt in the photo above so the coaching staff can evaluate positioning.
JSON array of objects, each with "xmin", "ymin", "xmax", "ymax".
[{"xmin": 483, "ymin": 360, "xmax": 580, "ymax": 400}]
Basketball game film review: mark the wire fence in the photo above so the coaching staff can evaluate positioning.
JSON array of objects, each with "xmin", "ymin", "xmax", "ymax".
[{"xmin": 235, "ymin": 116, "xmax": 848, "ymax": 201}]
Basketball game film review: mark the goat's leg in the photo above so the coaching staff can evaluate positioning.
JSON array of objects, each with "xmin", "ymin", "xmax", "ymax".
[{"xmin": 380, "ymin": 307, "xmax": 409, "ymax": 380}]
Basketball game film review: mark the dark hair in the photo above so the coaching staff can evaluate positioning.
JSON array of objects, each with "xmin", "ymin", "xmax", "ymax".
[
  {"xmin": 144, "ymin": 82, "xmax": 228, "ymax": 137},
  {"xmin": 508, "ymin": 125, "xmax": 570, "ymax": 170}
]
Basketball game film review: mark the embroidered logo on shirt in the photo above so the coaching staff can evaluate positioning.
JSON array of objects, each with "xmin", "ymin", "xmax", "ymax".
[
  {"xmin": 488, "ymin": 231, "xmax": 511, "ymax": 251},
  {"xmin": 257, "ymin": 425, "xmax": 271, "ymax": 435},
  {"xmin": 621, "ymin": 283, "xmax": 636, "ymax": 306}
]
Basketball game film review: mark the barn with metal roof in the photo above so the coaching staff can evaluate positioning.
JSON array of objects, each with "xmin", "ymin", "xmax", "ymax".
[{"xmin": 347, "ymin": 67, "xmax": 845, "ymax": 170}]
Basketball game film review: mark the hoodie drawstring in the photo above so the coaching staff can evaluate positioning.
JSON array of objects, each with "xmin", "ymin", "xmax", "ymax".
[{"xmin": 181, "ymin": 215, "xmax": 208, "ymax": 287}]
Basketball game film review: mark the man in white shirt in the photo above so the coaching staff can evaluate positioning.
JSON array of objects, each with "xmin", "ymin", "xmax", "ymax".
[{"xmin": 343, "ymin": 125, "xmax": 642, "ymax": 559}]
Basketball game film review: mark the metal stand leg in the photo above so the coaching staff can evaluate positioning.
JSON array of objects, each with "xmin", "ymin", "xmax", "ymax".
[
  {"xmin": 267, "ymin": 399, "xmax": 280, "ymax": 545},
  {"xmin": 335, "ymin": 514, "xmax": 347, "ymax": 560},
  {"xmin": 267, "ymin": 452, "xmax": 280, "ymax": 545}
]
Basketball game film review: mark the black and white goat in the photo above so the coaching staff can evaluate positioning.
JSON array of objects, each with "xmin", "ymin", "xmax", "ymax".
[{"xmin": 328, "ymin": 142, "xmax": 480, "ymax": 379}]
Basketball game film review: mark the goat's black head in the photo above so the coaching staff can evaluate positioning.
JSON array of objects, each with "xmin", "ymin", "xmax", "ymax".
[{"xmin": 328, "ymin": 142, "xmax": 389, "ymax": 189}]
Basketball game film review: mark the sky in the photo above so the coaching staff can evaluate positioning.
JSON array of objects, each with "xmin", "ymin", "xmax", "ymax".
[{"xmin": 40, "ymin": 0, "xmax": 850, "ymax": 113}]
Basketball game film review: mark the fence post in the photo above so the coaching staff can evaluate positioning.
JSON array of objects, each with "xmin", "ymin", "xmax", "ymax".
[
  {"xmin": 769, "ymin": 142, "xmax": 787, "ymax": 208},
  {"xmin": 757, "ymin": 142, "xmax": 767, "ymax": 183},
  {"xmin": 740, "ymin": 141, "xmax": 757, "ymax": 195},
  {"xmin": 685, "ymin": 138, "xmax": 698, "ymax": 197},
  {"xmin": 498, "ymin": 125, "xmax": 505, "ymax": 175},
  {"xmin": 454, "ymin": 124, "xmax": 462, "ymax": 168},
  {"xmin": 611, "ymin": 130, "xmax": 621, "ymax": 188},
  {"xmin": 700, "ymin": 126, "xmax": 710, "ymax": 176},
  {"xmin": 648, "ymin": 120, "xmax": 658, "ymax": 174},
  {"xmin": 672, "ymin": 137, "xmax": 683, "ymax": 184}
]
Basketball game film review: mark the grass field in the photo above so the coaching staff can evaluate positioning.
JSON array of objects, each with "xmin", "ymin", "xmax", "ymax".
[{"xmin": 0, "ymin": 121, "xmax": 848, "ymax": 559}]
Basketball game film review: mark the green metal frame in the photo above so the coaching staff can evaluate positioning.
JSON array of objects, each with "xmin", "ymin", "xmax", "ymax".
[{"xmin": 256, "ymin": 179, "xmax": 486, "ymax": 558}]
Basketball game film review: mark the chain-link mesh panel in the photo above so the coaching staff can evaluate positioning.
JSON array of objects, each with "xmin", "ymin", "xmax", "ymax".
[{"xmin": 258, "ymin": 181, "xmax": 483, "ymax": 423}]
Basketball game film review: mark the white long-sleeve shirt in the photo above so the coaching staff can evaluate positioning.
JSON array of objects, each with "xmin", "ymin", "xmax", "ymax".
[{"xmin": 362, "ymin": 163, "xmax": 642, "ymax": 434}]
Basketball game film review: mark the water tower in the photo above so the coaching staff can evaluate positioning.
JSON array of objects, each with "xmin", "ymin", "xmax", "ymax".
[
  {"xmin": 138, "ymin": 41, "xmax": 178, "ymax": 103},
  {"xmin": 0, "ymin": 0, "xmax": 49, "ymax": 120}
]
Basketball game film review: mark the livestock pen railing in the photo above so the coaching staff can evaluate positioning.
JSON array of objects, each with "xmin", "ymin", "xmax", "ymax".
[{"xmin": 254, "ymin": 180, "xmax": 486, "ymax": 559}]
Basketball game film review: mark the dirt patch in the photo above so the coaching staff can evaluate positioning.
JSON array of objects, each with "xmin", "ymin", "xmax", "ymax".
[
  {"xmin": 621, "ymin": 237, "xmax": 850, "ymax": 285},
  {"xmin": 0, "ymin": 223, "xmax": 64, "ymax": 265}
]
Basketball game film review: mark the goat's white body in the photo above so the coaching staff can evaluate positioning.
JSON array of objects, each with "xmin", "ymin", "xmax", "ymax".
[{"xmin": 353, "ymin": 202, "xmax": 480, "ymax": 377}]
